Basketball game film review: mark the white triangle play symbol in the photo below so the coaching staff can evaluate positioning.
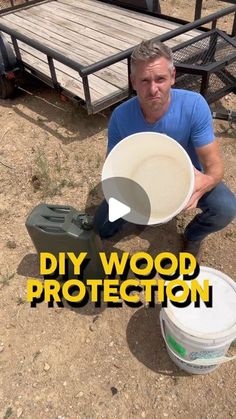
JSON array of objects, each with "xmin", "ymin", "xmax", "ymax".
[{"xmin": 108, "ymin": 197, "xmax": 131, "ymax": 222}]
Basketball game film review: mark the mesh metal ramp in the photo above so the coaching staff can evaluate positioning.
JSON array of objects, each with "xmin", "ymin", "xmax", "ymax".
[{"xmin": 173, "ymin": 29, "xmax": 236, "ymax": 103}]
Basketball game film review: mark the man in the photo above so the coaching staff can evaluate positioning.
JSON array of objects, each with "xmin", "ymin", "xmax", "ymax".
[{"xmin": 94, "ymin": 40, "xmax": 236, "ymax": 258}]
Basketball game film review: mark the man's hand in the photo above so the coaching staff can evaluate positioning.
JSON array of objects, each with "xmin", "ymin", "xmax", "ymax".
[
  {"xmin": 186, "ymin": 141, "xmax": 224, "ymax": 210},
  {"xmin": 185, "ymin": 168, "xmax": 211, "ymax": 209}
]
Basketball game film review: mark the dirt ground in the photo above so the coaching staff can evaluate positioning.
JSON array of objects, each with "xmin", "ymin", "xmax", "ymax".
[{"xmin": 0, "ymin": 1, "xmax": 236, "ymax": 419}]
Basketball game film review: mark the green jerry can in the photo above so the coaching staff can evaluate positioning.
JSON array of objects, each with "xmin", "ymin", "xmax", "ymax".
[{"xmin": 25, "ymin": 203, "xmax": 104, "ymax": 281}]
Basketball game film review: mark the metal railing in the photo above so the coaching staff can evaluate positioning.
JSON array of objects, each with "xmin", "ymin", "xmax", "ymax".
[
  {"xmin": 79, "ymin": 5, "xmax": 236, "ymax": 77},
  {"xmin": 194, "ymin": 0, "xmax": 236, "ymax": 36}
]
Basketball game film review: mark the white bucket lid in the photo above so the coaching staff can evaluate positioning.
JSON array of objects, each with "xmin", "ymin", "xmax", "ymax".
[
  {"xmin": 164, "ymin": 267, "xmax": 236, "ymax": 339},
  {"xmin": 102, "ymin": 132, "xmax": 194, "ymax": 224}
]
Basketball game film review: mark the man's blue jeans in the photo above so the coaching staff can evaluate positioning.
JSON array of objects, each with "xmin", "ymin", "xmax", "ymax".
[{"xmin": 94, "ymin": 182, "xmax": 236, "ymax": 242}]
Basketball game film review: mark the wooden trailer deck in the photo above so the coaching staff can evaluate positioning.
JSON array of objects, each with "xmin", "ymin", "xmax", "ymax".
[{"xmin": 0, "ymin": 0, "xmax": 202, "ymax": 111}]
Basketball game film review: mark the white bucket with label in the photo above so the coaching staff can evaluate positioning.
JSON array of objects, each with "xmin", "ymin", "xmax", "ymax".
[{"xmin": 160, "ymin": 267, "xmax": 236, "ymax": 374}]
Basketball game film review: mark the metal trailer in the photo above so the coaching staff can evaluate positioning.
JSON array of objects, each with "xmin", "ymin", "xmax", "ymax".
[{"xmin": 0, "ymin": 0, "xmax": 235, "ymax": 116}]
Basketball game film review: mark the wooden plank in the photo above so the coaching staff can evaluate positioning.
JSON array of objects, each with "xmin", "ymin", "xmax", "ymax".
[
  {"xmin": 28, "ymin": 1, "xmax": 201, "ymax": 49},
  {"xmin": 15, "ymin": 8, "xmax": 124, "ymax": 56},
  {"xmin": 75, "ymin": 0, "xmax": 203, "ymax": 47},
  {"xmin": 19, "ymin": 0, "xmax": 200, "ymax": 50},
  {"xmin": 55, "ymin": 0, "xmax": 174, "ymax": 34},
  {"xmin": 3, "ymin": 12, "xmax": 128, "ymax": 77},
  {"xmin": 4, "ymin": 33, "xmax": 128, "ymax": 103},
  {"xmin": 1, "ymin": 15, "xmax": 128, "ymax": 89},
  {"xmin": 57, "ymin": 0, "xmax": 191, "ymax": 36},
  {"xmin": 3, "ymin": 34, "xmax": 88, "ymax": 100},
  {"xmin": 16, "ymin": 4, "xmax": 145, "ymax": 49},
  {"xmin": 2, "ymin": 14, "xmax": 114, "ymax": 65},
  {"xmin": 49, "ymin": 0, "xmax": 203, "ymax": 50},
  {"xmin": 59, "ymin": 0, "xmax": 201, "ymax": 38},
  {"xmin": 37, "ymin": 2, "xmax": 160, "ymax": 40},
  {"xmin": 2, "ymin": 32, "xmax": 126, "ymax": 99},
  {"xmin": 18, "ymin": 7, "xmax": 132, "ymax": 50}
]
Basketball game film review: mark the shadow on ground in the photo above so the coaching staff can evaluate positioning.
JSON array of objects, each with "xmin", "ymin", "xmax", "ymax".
[
  {"xmin": 0, "ymin": 73, "xmax": 109, "ymax": 144},
  {"xmin": 126, "ymin": 305, "xmax": 189, "ymax": 376}
]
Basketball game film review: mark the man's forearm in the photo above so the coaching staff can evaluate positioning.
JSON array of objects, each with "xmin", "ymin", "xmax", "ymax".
[
  {"xmin": 196, "ymin": 139, "xmax": 224, "ymax": 192},
  {"xmin": 202, "ymin": 160, "xmax": 224, "ymax": 192}
]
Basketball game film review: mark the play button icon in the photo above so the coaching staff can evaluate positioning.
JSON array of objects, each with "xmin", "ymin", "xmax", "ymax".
[
  {"xmin": 108, "ymin": 197, "xmax": 131, "ymax": 222},
  {"xmin": 101, "ymin": 176, "xmax": 151, "ymax": 225}
]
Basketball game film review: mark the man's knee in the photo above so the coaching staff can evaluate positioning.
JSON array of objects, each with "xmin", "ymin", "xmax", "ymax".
[
  {"xmin": 200, "ymin": 183, "xmax": 236, "ymax": 223},
  {"xmin": 214, "ymin": 194, "xmax": 236, "ymax": 221},
  {"xmin": 206, "ymin": 189, "xmax": 236, "ymax": 226},
  {"xmin": 225, "ymin": 198, "xmax": 236, "ymax": 222}
]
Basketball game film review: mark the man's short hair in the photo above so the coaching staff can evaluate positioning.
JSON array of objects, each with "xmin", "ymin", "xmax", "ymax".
[{"xmin": 131, "ymin": 40, "xmax": 174, "ymax": 73}]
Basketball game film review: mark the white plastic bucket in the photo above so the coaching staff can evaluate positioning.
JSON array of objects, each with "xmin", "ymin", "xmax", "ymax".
[
  {"xmin": 102, "ymin": 132, "xmax": 194, "ymax": 225},
  {"xmin": 160, "ymin": 267, "xmax": 236, "ymax": 374}
]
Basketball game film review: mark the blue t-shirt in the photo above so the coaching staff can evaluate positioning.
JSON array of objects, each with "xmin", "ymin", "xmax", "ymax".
[{"xmin": 108, "ymin": 89, "xmax": 215, "ymax": 170}]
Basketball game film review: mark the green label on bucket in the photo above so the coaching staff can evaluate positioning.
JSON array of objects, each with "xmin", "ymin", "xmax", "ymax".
[{"xmin": 167, "ymin": 335, "xmax": 186, "ymax": 357}]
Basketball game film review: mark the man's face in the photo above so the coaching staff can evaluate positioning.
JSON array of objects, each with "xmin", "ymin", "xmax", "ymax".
[{"xmin": 131, "ymin": 57, "xmax": 176, "ymax": 114}]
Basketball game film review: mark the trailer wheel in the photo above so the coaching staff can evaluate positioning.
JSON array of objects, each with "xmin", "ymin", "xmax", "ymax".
[{"xmin": 0, "ymin": 75, "xmax": 15, "ymax": 99}]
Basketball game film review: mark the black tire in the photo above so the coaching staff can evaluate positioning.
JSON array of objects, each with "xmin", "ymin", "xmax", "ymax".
[{"xmin": 0, "ymin": 75, "xmax": 15, "ymax": 99}]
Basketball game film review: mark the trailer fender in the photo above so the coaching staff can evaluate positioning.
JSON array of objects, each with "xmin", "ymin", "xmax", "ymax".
[
  {"xmin": 0, "ymin": 32, "xmax": 18, "ymax": 98},
  {"xmin": 0, "ymin": 31, "xmax": 17, "ymax": 75}
]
